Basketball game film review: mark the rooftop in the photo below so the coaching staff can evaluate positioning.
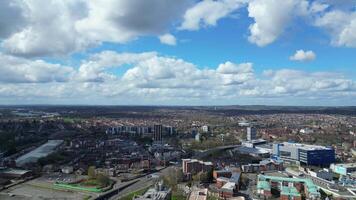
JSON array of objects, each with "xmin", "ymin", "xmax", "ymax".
[
  {"xmin": 280, "ymin": 142, "xmax": 333, "ymax": 151},
  {"xmin": 15, "ymin": 140, "xmax": 63, "ymax": 166}
]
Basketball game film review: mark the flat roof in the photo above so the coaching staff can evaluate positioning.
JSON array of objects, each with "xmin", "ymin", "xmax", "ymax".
[
  {"xmin": 281, "ymin": 186, "xmax": 301, "ymax": 197},
  {"xmin": 15, "ymin": 140, "xmax": 63, "ymax": 166},
  {"xmin": 333, "ymin": 163, "xmax": 356, "ymax": 168},
  {"xmin": 279, "ymin": 142, "xmax": 332, "ymax": 151},
  {"xmin": 258, "ymin": 175, "xmax": 319, "ymax": 195},
  {"xmin": 0, "ymin": 168, "xmax": 30, "ymax": 175}
]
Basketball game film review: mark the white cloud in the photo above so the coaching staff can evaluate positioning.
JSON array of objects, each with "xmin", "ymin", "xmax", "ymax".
[
  {"xmin": 315, "ymin": 10, "xmax": 356, "ymax": 47},
  {"xmin": 0, "ymin": 51, "xmax": 354, "ymax": 105},
  {"xmin": 289, "ymin": 50, "xmax": 316, "ymax": 62},
  {"xmin": 217, "ymin": 62, "xmax": 253, "ymax": 74},
  {"xmin": 247, "ymin": 0, "xmax": 309, "ymax": 47},
  {"xmin": 179, "ymin": 0, "xmax": 245, "ymax": 31},
  {"xmin": 1, "ymin": 0, "xmax": 191, "ymax": 57},
  {"xmin": 0, "ymin": 53, "xmax": 74, "ymax": 83},
  {"xmin": 158, "ymin": 34, "xmax": 177, "ymax": 46}
]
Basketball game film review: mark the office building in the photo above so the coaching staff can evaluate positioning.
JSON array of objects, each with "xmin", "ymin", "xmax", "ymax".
[
  {"xmin": 153, "ymin": 125, "xmax": 163, "ymax": 142},
  {"xmin": 272, "ymin": 142, "xmax": 335, "ymax": 166},
  {"xmin": 247, "ymin": 127, "xmax": 257, "ymax": 141}
]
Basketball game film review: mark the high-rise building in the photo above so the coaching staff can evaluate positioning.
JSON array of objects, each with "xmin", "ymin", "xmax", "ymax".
[
  {"xmin": 247, "ymin": 127, "xmax": 257, "ymax": 141},
  {"xmin": 153, "ymin": 124, "xmax": 163, "ymax": 142}
]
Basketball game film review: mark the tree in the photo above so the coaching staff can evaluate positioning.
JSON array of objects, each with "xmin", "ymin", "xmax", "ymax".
[
  {"xmin": 88, "ymin": 166, "xmax": 96, "ymax": 179},
  {"xmin": 97, "ymin": 174, "xmax": 110, "ymax": 187}
]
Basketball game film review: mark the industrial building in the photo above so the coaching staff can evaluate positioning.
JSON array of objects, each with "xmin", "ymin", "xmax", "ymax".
[
  {"xmin": 15, "ymin": 140, "xmax": 64, "ymax": 167},
  {"xmin": 272, "ymin": 142, "xmax": 335, "ymax": 166}
]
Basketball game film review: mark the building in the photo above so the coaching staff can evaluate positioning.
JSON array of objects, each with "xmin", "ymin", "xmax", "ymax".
[
  {"xmin": 133, "ymin": 181, "xmax": 171, "ymax": 200},
  {"xmin": 241, "ymin": 158, "xmax": 283, "ymax": 173},
  {"xmin": 330, "ymin": 163, "xmax": 356, "ymax": 176},
  {"xmin": 189, "ymin": 188, "xmax": 208, "ymax": 200},
  {"xmin": 247, "ymin": 127, "xmax": 257, "ymax": 141},
  {"xmin": 272, "ymin": 142, "xmax": 335, "ymax": 166},
  {"xmin": 0, "ymin": 168, "xmax": 32, "ymax": 179},
  {"xmin": 201, "ymin": 125, "xmax": 210, "ymax": 133},
  {"xmin": 257, "ymin": 175, "xmax": 320, "ymax": 200},
  {"xmin": 241, "ymin": 139, "xmax": 267, "ymax": 148},
  {"xmin": 213, "ymin": 169, "xmax": 241, "ymax": 198},
  {"xmin": 154, "ymin": 125, "xmax": 163, "ymax": 142},
  {"xmin": 182, "ymin": 159, "xmax": 213, "ymax": 176},
  {"xmin": 15, "ymin": 140, "xmax": 64, "ymax": 167}
]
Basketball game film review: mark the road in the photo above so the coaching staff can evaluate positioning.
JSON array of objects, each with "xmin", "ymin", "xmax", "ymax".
[{"xmin": 108, "ymin": 166, "xmax": 174, "ymax": 200}]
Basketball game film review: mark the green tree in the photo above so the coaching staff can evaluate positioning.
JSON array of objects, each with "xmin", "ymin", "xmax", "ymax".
[
  {"xmin": 88, "ymin": 166, "xmax": 96, "ymax": 179},
  {"xmin": 97, "ymin": 174, "xmax": 110, "ymax": 187}
]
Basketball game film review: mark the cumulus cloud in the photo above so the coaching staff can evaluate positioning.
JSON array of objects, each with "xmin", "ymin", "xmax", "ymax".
[
  {"xmin": 247, "ymin": 0, "xmax": 309, "ymax": 46},
  {"xmin": 158, "ymin": 34, "xmax": 177, "ymax": 46},
  {"xmin": 179, "ymin": 0, "xmax": 245, "ymax": 31},
  {"xmin": 1, "ymin": 0, "xmax": 191, "ymax": 57},
  {"xmin": 0, "ymin": 51, "xmax": 354, "ymax": 104},
  {"xmin": 315, "ymin": 10, "xmax": 356, "ymax": 47},
  {"xmin": 289, "ymin": 50, "xmax": 316, "ymax": 62},
  {"xmin": 0, "ymin": 53, "xmax": 74, "ymax": 83}
]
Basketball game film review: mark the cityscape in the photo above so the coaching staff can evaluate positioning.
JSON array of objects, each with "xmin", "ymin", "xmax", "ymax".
[
  {"xmin": 1, "ymin": 0, "xmax": 356, "ymax": 200},
  {"xmin": 0, "ymin": 106, "xmax": 355, "ymax": 200}
]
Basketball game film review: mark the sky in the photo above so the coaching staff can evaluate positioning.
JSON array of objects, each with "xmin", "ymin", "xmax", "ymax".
[{"xmin": 0, "ymin": 0, "xmax": 355, "ymax": 106}]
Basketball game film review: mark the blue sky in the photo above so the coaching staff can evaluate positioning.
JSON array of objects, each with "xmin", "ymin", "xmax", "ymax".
[{"xmin": 0, "ymin": 0, "xmax": 355, "ymax": 105}]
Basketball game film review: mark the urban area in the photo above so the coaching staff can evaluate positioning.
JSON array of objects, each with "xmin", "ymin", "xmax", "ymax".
[{"xmin": 0, "ymin": 106, "xmax": 355, "ymax": 200}]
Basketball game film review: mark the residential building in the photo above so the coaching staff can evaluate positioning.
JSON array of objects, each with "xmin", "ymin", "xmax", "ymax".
[
  {"xmin": 182, "ymin": 159, "xmax": 213, "ymax": 176},
  {"xmin": 154, "ymin": 125, "xmax": 163, "ymax": 142}
]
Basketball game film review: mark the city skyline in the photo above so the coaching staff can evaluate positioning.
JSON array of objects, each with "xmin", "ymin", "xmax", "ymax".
[{"xmin": 0, "ymin": 0, "xmax": 355, "ymax": 105}]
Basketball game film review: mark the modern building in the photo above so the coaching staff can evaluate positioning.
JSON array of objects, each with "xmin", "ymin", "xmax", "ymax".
[
  {"xmin": 182, "ymin": 159, "xmax": 213, "ymax": 176},
  {"xmin": 272, "ymin": 142, "xmax": 335, "ymax": 166},
  {"xmin": 247, "ymin": 127, "xmax": 257, "ymax": 141},
  {"xmin": 153, "ymin": 125, "xmax": 163, "ymax": 142},
  {"xmin": 241, "ymin": 139, "xmax": 267, "ymax": 148}
]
